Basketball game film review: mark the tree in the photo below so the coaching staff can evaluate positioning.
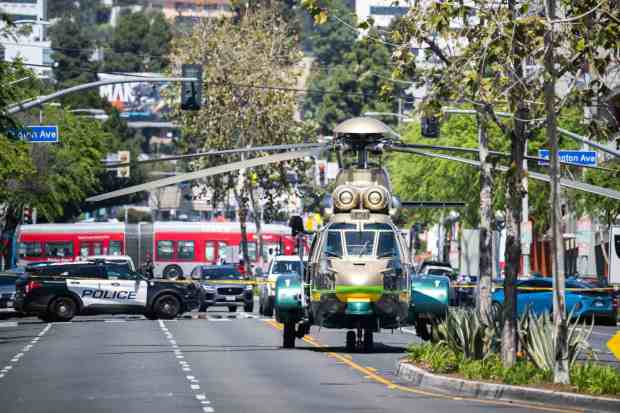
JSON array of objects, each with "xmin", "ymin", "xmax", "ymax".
[
  {"xmin": 104, "ymin": 10, "xmax": 172, "ymax": 73},
  {"xmin": 170, "ymin": 6, "xmax": 314, "ymax": 267},
  {"xmin": 303, "ymin": 0, "xmax": 356, "ymax": 66},
  {"xmin": 304, "ymin": 30, "xmax": 404, "ymax": 134}
]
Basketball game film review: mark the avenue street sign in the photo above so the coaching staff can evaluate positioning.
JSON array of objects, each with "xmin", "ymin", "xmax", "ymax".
[
  {"xmin": 10, "ymin": 125, "xmax": 59, "ymax": 143},
  {"xmin": 608, "ymin": 331, "xmax": 620, "ymax": 362},
  {"xmin": 538, "ymin": 149, "xmax": 597, "ymax": 166}
]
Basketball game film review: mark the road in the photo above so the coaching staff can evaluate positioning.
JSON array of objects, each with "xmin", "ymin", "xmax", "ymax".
[{"xmin": 0, "ymin": 308, "xmax": 616, "ymax": 413}]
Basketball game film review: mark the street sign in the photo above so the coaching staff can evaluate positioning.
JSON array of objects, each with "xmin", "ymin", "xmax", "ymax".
[
  {"xmin": 537, "ymin": 149, "xmax": 597, "ymax": 166},
  {"xmin": 608, "ymin": 331, "xmax": 620, "ymax": 362},
  {"xmin": 10, "ymin": 125, "xmax": 59, "ymax": 143}
]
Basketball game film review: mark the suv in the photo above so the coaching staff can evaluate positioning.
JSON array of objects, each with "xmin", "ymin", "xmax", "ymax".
[
  {"xmin": 259, "ymin": 255, "xmax": 306, "ymax": 317},
  {"xmin": 191, "ymin": 265, "xmax": 253, "ymax": 313},
  {"xmin": 14, "ymin": 260, "xmax": 203, "ymax": 322}
]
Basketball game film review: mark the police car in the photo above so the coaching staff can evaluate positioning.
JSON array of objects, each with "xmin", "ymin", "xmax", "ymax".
[{"xmin": 14, "ymin": 260, "xmax": 203, "ymax": 322}]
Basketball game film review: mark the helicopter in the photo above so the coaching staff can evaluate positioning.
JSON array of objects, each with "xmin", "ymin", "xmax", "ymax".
[{"xmin": 90, "ymin": 116, "xmax": 620, "ymax": 350}]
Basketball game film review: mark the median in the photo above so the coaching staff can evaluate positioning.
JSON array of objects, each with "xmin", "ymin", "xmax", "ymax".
[{"xmin": 396, "ymin": 307, "xmax": 620, "ymax": 412}]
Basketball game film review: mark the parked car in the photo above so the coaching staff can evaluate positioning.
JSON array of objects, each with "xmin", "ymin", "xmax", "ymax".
[
  {"xmin": 259, "ymin": 255, "xmax": 306, "ymax": 317},
  {"xmin": 0, "ymin": 273, "xmax": 17, "ymax": 311},
  {"xmin": 491, "ymin": 277, "xmax": 618, "ymax": 325},
  {"xmin": 455, "ymin": 274, "xmax": 478, "ymax": 307},
  {"xmin": 191, "ymin": 264, "xmax": 253, "ymax": 313},
  {"xmin": 15, "ymin": 261, "xmax": 202, "ymax": 322}
]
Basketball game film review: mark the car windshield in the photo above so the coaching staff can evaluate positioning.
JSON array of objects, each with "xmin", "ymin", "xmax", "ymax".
[
  {"xmin": 203, "ymin": 267, "xmax": 242, "ymax": 280},
  {"xmin": 345, "ymin": 231, "xmax": 375, "ymax": 256},
  {"xmin": 271, "ymin": 261, "xmax": 302, "ymax": 275}
]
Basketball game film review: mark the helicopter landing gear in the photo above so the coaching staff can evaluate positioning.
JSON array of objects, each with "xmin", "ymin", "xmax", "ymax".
[
  {"xmin": 345, "ymin": 331, "xmax": 356, "ymax": 352},
  {"xmin": 345, "ymin": 328, "xmax": 374, "ymax": 353},
  {"xmin": 283, "ymin": 321, "xmax": 296, "ymax": 349}
]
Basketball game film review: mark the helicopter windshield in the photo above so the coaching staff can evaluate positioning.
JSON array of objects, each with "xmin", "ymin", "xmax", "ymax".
[
  {"xmin": 325, "ymin": 231, "xmax": 343, "ymax": 257},
  {"xmin": 345, "ymin": 231, "xmax": 375, "ymax": 256},
  {"xmin": 377, "ymin": 231, "xmax": 399, "ymax": 258}
]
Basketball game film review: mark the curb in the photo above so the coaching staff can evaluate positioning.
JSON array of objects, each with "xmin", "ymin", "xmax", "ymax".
[{"xmin": 395, "ymin": 361, "xmax": 620, "ymax": 413}]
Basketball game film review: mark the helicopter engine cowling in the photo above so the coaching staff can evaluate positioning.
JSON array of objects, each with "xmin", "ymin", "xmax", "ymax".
[
  {"xmin": 333, "ymin": 185, "xmax": 359, "ymax": 211},
  {"xmin": 363, "ymin": 186, "xmax": 390, "ymax": 212}
]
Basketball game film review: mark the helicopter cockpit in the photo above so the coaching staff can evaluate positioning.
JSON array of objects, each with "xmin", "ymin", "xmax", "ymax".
[{"xmin": 323, "ymin": 223, "xmax": 401, "ymax": 259}]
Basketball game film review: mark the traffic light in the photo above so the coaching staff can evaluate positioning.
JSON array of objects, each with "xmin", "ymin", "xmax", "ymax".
[
  {"xmin": 421, "ymin": 116, "xmax": 439, "ymax": 138},
  {"xmin": 117, "ymin": 150, "xmax": 130, "ymax": 178},
  {"xmin": 22, "ymin": 207, "xmax": 32, "ymax": 224},
  {"xmin": 318, "ymin": 163, "xmax": 326, "ymax": 186},
  {"xmin": 181, "ymin": 64, "xmax": 203, "ymax": 111}
]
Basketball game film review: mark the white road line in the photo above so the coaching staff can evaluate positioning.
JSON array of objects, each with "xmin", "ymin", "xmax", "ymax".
[
  {"xmin": 191, "ymin": 384, "xmax": 200, "ymax": 390},
  {"xmin": 182, "ymin": 367, "xmax": 191, "ymax": 372},
  {"xmin": 196, "ymin": 394, "xmax": 206, "ymax": 400},
  {"xmin": 187, "ymin": 375, "xmax": 195, "ymax": 380},
  {"xmin": 203, "ymin": 407, "xmax": 214, "ymax": 412}
]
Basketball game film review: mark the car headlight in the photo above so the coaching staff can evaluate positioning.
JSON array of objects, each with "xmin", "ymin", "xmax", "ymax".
[{"xmin": 203, "ymin": 285, "xmax": 215, "ymax": 292}]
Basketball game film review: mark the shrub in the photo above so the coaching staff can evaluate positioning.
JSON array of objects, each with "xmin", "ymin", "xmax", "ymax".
[
  {"xmin": 571, "ymin": 363, "xmax": 620, "ymax": 396},
  {"xmin": 408, "ymin": 342, "xmax": 459, "ymax": 374},
  {"xmin": 518, "ymin": 309, "xmax": 593, "ymax": 372}
]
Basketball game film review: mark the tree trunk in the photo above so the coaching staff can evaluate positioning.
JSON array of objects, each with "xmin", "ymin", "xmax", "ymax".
[
  {"xmin": 248, "ymin": 184, "xmax": 263, "ymax": 273},
  {"xmin": 544, "ymin": 0, "xmax": 569, "ymax": 384},
  {"xmin": 234, "ymin": 187, "xmax": 251, "ymax": 270},
  {"xmin": 477, "ymin": 113, "xmax": 493, "ymax": 320},
  {"xmin": 0, "ymin": 205, "xmax": 22, "ymax": 270},
  {"xmin": 502, "ymin": 126, "xmax": 524, "ymax": 367}
]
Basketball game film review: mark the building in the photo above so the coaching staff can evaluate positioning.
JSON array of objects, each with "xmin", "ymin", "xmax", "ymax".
[
  {"xmin": 148, "ymin": 0, "xmax": 233, "ymax": 25},
  {"xmin": 0, "ymin": 0, "xmax": 52, "ymax": 77},
  {"xmin": 355, "ymin": 0, "xmax": 411, "ymax": 28}
]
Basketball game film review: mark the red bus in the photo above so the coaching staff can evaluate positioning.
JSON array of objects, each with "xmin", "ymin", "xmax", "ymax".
[
  {"xmin": 17, "ymin": 223, "xmax": 126, "ymax": 266},
  {"xmin": 17, "ymin": 221, "xmax": 294, "ymax": 278},
  {"xmin": 152, "ymin": 221, "xmax": 294, "ymax": 278}
]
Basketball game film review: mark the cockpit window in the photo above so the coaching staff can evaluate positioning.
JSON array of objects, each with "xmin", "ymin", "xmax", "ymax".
[
  {"xmin": 345, "ymin": 231, "xmax": 375, "ymax": 256},
  {"xmin": 363, "ymin": 223, "xmax": 392, "ymax": 230},
  {"xmin": 325, "ymin": 231, "xmax": 343, "ymax": 257},
  {"xmin": 329, "ymin": 223, "xmax": 357, "ymax": 230},
  {"xmin": 377, "ymin": 232, "xmax": 399, "ymax": 258}
]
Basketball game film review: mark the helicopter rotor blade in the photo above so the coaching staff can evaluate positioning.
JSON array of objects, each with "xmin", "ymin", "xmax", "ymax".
[
  {"xmin": 103, "ymin": 143, "xmax": 326, "ymax": 168},
  {"xmin": 400, "ymin": 201, "xmax": 466, "ymax": 209},
  {"xmin": 87, "ymin": 149, "xmax": 317, "ymax": 203},
  {"xmin": 390, "ymin": 143, "xmax": 619, "ymax": 173},
  {"xmin": 388, "ymin": 146, "xmax": 620, "ymax": 201}
]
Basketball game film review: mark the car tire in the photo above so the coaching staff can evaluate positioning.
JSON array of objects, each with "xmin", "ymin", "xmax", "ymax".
[
  {"xmin": 598, "ymin": 315, "xmax": 618, "ymax": 326},
  {"xmin": 283, "ymin": 321, "xmax": 295, "ymax": 348},
  {"xmin": 199, "ymin": 304, "xmax": 208, "ymax": 312},
  {"xmin": 144, "ymin": 311, "xmax": 158, "ymax": 320},
  {"xmin": 228, "ymin": 306, "xmax": 236, "ymax": 313},
  {"xmin": 415, "ymin": 317, "xmax": 431, "ymax": 341},
  {"xmin": 153, "ymin": 295, "xmax": 181, "ymax": 319},
  {"xmin": 49, "ymin": 296, "xmax": 76, "ymax": 322},
  {"xmin": 163, "ymin": 265, "xmax": 183, "ymax": 279},
  {"xmin": 264, "ymin": 298, "xmax": 274, "ymax": 317},
  {"xmin": 244, "ymin": 302, "xmax": 254, "ymax": 313}
]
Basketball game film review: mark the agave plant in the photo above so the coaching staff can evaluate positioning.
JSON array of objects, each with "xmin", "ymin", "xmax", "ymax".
[
  {"xmin": 433, "ymin": 308, "xmax": 501, "ymax": 360},
  {"xmin": 518, "ymin": 308, "xmax": 594, "ymax": 372}
]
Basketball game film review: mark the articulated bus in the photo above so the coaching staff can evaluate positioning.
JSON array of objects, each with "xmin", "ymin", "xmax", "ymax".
[{"xmin": 16, "ymin": 221, "xmax": 295, "ymax": 278}]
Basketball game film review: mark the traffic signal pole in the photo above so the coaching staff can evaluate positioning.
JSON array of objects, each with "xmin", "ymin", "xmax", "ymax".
[{"xmin": 7, "ymin": 76, "xmax": 199, "ymax": 115}]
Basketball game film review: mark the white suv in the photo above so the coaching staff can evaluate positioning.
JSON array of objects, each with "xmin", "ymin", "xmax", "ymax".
[{"xmin": 258, "ymin": 255, "xmax": 306, "ymax": 317}]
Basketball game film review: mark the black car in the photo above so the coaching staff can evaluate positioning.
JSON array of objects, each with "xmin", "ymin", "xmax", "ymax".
[
  {"xmin": 190, "ymin": 265, "xmax": 253, "ymax": 313},
  {"xmin": 14, "ymin": 260, "xmax": 203, "ymax": 322},
  {"xmin": 0, "ymin": 273, "xmax": 17, "ymax": 310}
]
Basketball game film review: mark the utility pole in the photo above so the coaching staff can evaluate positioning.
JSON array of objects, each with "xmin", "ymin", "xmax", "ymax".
[{"xmin": 522, "ymin": 142, "xmax": 531, "ymax": 276}]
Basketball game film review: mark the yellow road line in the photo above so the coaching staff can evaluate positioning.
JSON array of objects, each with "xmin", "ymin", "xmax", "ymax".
[{"xmin": 263, "ymin": 319, "xmax": 582, "ymax": 413}]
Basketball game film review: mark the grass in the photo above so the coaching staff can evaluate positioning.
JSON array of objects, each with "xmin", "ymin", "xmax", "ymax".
[{"xmin": 408, "ymin": 342, "xmax": 620, "ymax": 397}]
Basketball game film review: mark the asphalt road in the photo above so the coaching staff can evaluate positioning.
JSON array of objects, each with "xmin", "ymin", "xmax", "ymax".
[{"xmin": 0, "ymin": 308, "xmax": 617, "ymax": 413}]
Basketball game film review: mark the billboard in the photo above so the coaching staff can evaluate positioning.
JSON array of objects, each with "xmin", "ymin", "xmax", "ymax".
[{"xmin": 98, "ymin": 73, "xmax": 170, "ymax": 122}]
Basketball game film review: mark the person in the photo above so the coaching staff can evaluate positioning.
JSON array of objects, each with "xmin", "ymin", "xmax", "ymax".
[{"xmin": 142, "ymin": 253, "xmax": 154, "ymax": 279}]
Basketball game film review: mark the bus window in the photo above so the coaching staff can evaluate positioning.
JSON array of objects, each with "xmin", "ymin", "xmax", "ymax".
[
  {"xmin": 18, "ymin": 242, "xmax": 42, "ymax": 258},
  {"xmin": 92, "ymin": 242, "xmax": 103, "ymax": 256},
  {"xmin": 79, "ymin": 243, "xmax": 89, "ymax": 257},
  {"xmin": 157, "ymin": 240, "xmax": 174, "ymax": 260},
  {"xmin": 109, "ymin": 240, "xmax": 123, "ymax": 256},
  {"xmin": 177, "ymin": 241, "xmax": 195, "ymax": 260},
  {"xmin": 205, "ymin": 242, "xmax": 215, "ymax": 261},
  {"xmin": 218, "ymin": 241, "xmax": 228, "ymax": 262},
  {"xmin": 45, "ymin": 241, "xmax": 74, "ymax": 258}
]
